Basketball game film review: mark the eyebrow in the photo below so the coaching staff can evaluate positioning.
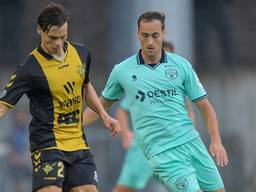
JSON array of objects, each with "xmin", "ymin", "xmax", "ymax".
[
  {"xmin": 141, "ymin": 32, "xmax": 159, "ymax": 35},
  {"xmin": 48, "ymin": 35, "xmax": 66, "ymax": 39}
]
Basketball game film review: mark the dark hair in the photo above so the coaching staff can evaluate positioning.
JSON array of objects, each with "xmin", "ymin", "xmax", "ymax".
[
  {"xmin": 137, "ymin": 11, "xmax": 165, "ymax": 30},
  {"xmin": 37, "ymin": 3, "xmax": 71, "ymax": 32}
]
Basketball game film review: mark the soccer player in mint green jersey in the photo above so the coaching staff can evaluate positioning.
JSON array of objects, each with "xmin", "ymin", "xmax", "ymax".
[
  {"xmin": 112, "ymin": 41, "xmax": 195, "ymax": 192},
  {"xmin": 84, "ymin": 11, "xmax": 229, "ymax": 192}
]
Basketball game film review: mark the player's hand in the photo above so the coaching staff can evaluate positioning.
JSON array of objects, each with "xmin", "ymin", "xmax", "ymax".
[
  {"xmin": 209, "ymin": 142, "xmax": 229, "ymax": 167},
  {"xmin": 102, "ymin": 115, "xmax": 121, "ymax": 137}
]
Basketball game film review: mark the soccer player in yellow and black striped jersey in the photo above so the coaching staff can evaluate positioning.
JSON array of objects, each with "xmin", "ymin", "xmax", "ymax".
[{"xmin": 0, "ymin": 3, "xmax": 120, "ymax": 192}]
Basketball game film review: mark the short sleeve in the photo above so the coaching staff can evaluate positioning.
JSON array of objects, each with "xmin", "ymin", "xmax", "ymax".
[
  {"xmin": 102, "ymin": 66, "xmax": 124, "ymax": 101},
  {"xmin": 0, "ymin": 64, "xmax": 31, "ymax": 107},
  {"xmin": 184, "ymin": 63, "xmax": 207, "ymax": 102}
]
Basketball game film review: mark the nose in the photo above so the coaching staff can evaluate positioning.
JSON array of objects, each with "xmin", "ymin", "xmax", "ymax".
[
  {"xmin": 55, "ymin": 38, "xmax": 63, "ymax": 47},
  {"xmin": 147, "ymin": 36, "xmax": 154, "ymax": 45}
]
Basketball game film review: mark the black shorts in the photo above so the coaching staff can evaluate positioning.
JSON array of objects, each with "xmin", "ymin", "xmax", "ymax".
[{"xmin": 31, "ymin": 149, "xmax": 98, "ymax": 192}]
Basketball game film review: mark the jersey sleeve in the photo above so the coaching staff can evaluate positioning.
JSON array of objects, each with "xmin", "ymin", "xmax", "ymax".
[
  {"xmin": 183, "ymin": 62, "xmax": 207, "ymax": 102},
  {"xmin": 102, "ymin": 66, "xmax": 124, "ymax": 101},
  {"xmin": 0, "ymin": 63, "xmax": 31, "ymax": 107}
]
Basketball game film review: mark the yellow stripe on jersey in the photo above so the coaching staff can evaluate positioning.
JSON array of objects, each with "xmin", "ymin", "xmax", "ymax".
[
  {"xmin": 0, "ymin": 100, "xmax": 15, "ymax": 108},
  {"xmin": 32, "ymin": 42, "xmax": 88, "ymax": 151}
]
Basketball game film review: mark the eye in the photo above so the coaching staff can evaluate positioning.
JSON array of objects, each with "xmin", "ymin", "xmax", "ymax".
[
  {"xmin": 49, "ymin": 36, "xmax": 58, "ymax": 40},
  {"xmin": 152, "ymin": 33, "xmax": 160, "ymax": 38},
  {"xmin": 141, "ymin": 33, "xmax": 148, "ymax": 38}
]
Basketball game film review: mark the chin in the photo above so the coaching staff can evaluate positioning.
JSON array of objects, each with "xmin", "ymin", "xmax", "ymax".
[
  {"xmin": 147, "ymin": 51, "xmax": 156, "ymax": 56},
  {"xmin": 51, "ymin": 50, "xmax": 60, "ymax": 55}
]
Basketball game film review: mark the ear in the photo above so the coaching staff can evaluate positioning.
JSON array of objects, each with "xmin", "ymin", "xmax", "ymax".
[{"xmin": 37, "ymin": 26, "xmax": 41, "ymax": 35}]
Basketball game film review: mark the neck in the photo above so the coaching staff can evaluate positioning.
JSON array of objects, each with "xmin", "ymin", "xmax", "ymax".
[
  {"xmin": 52, "ymin": 53, "xmax": 65, "ymax": 61},
  {"xmin": 41, "ymin": 44, "xmax": 64, "ymax": 58},
  {"xmin": 141, "ymin": 50, "xmax": 162, "ymax": 64}
]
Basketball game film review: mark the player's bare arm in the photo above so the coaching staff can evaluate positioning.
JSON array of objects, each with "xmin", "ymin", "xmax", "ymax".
[
  {"xmin": 83, "ymin": 96, "xmax": 115, "ymax": 125},
  {"xmin": 195, "ymin": 98, "xmax": 229, "ymax": 167},
  {"xmin": 0, "ymin": 102, "xmax": 10, "ymax": 119},
  {"xmin": 84, "ymin": 83, "xmax": 121, "ymax": 136},
  {"xmin": 116, "ymin": 108, "xmax": 133, "ymax": 149}
]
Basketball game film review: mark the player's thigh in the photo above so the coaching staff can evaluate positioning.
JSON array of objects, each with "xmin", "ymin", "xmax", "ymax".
[
  {"xmin": 190, "ymin": 137, "xmax": 224, "ymax": 191},
  {"xmin": 63, "ymin": 150, "xmax": 98, "ymax": 192},
  {"xmin": 36, "ymin": 185, "xmax": 62, "ymax": 192},
  {"xmin": 31, "ymin": 150, "xmax": 65, "ymax": 191},
  {"xmin": 69, "ymin": 184, "xmax": 98, "ymax": 192},
  {"xmin": 148, "ymin": 148, "xmax": 201, "ymax": 192}
]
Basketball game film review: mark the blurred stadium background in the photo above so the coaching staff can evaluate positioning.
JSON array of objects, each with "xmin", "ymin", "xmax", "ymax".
[{"xmin": 0, "ymin": 0, "xmax": 255, "ymax": 191}]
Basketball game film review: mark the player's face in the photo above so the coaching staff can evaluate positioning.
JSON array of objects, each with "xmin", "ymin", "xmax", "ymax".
[
  {"xmin": 38, "ymin": 22, "xmax": 68, "ymax": 56},
  {"xmin": 137, "ymin": 20, "xmax": 166, "ymax": 58}
]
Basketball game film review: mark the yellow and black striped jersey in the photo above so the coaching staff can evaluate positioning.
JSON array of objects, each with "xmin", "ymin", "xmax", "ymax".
[{"xmin": 0, "ymin": 41, "xmax": 91, "ymax": 152}]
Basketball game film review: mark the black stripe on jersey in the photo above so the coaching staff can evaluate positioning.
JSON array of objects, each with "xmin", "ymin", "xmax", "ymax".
[
  {"xmin": 25, "ymin": 55, "xmax": 56, "ymax": 152},
  {"xmin": 192, "ymin": 94, "xmax": 208, "ymax": 103},
  {"xmin": 71, "ymin": 42, "xmax": 91, "ymax": 84}
]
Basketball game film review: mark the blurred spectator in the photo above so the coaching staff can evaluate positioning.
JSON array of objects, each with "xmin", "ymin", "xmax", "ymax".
[
  {"xmin": 194, "ymin": 0, "xmax": 234, "ymax": 71},
  {"xmin": 7, "ymin": 109, "xmax": 31, "ymax": 192}
]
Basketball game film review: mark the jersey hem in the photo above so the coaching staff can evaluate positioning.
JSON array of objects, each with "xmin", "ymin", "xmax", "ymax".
[
  {"xmin": 0, "ymin": 101, "xmax": 14, "ymax": 108},
  {"xmin": 31, "ymin": 146, "xmax": 90, "ymax": 155},
  {"xmin": 147, "ymin": 135, "xmax": 199, "ymax": 159},
  {"xmin": 101, "ymin": 95, "xmax": 119, "ymax": 102}
]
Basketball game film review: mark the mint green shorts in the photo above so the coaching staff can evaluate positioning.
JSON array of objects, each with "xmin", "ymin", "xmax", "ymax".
[
  {"xmin": 148, "ymin": 137, "xmax": 224, "ymax": 192},
  {"xmin": 117, "ymin": 140, "xmax": 153, "ymax": 189}
]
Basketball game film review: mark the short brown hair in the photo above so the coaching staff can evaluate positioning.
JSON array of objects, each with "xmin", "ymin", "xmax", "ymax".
[
  {"xmin": 138, "ymin": 11, "xmax": 165, "ymax": 30},
  {"xmin": 37, "ymin": 3, "xmax": 71, "ymax": 32}
]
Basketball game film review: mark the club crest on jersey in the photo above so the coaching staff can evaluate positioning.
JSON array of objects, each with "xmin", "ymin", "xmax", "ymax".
[
  {"xmin": 176, "ymin": 176, "xmax": 188, "ymax": 190},
  {"xmin": 76, "ymin": 63, "xmax": 86, "ymax": 78},
  {"xmin": 165, "ymin": 67, "xmax": 178, "ymax": 80}
]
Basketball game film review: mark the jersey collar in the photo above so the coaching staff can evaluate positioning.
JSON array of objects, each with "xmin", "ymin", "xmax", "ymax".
[
  {"xmin": 37, "ymin": 41, "xmax": 68, "ymax": 60},
  {"xmin": 136, "ymin": 49, "xmax": 167, "ymax": 65}
]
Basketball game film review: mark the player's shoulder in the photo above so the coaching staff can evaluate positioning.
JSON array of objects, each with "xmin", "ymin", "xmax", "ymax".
[
  {"xmin": 114, "ymin": 54, "xmax": 137, "ymax": 71},
  {"xmin": 69, "ymin": 42, "xmax": 90, "ymax": 54},
  {"xmin": 167, "ymin": 52, "xmax": 192, "ymax": 68},
  {"xmin": 21, "ymin": 53, "xmax": 38, "ymax": 69},
  {"xmin": 10, "ymin": 53, "xmax": 38, "ymax": 78},
  {"xmin": 69, "ymin": 42, "xmax": 91, "ymax": 64}
]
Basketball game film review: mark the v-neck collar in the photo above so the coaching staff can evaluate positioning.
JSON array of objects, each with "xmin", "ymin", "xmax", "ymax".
[
  {"xmin": 136, "ymin": 49, "xmax": 167, "ymax": 65},
  {"xmin": 37, "ymin": 41, "xmax": 68, "ymax": 61}
]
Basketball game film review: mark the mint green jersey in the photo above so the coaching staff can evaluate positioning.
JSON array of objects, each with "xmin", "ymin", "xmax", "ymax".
[{"xmin": 102, "ymin": 50, "xmax": 207, "ymax": 158}]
